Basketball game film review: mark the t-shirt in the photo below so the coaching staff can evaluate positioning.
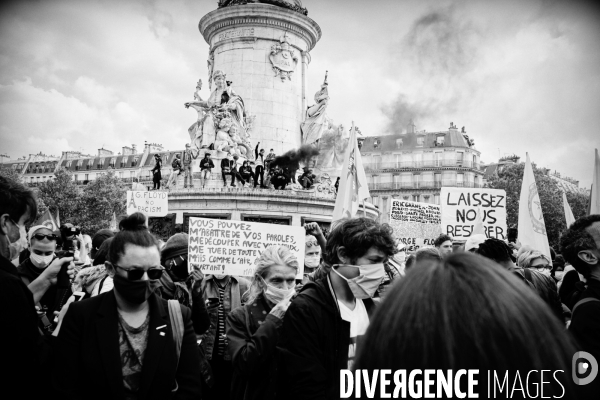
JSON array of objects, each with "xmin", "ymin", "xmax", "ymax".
[
  {"xmin": 118, "ymin": 312, "xmax": 150, "ymax": 400},
  {"xmin": 338, "ymin": 298, "xmax": 369, "ymax": 369}
]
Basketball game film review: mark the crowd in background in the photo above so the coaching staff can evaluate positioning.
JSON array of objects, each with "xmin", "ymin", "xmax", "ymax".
[{"xmin": 1, "ymin": 175, "xmax": 599, "ymax": 399}]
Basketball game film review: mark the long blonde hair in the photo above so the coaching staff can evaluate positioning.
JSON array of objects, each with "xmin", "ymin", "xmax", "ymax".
[{"xmin": 244, "ymin": 245, "xmax": 299, "ymax": 305}]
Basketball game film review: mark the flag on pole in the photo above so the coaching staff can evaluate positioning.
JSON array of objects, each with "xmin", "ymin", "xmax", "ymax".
[
  {"xmin": 110, "ymin": 212, "xmax": 118, "ymax": 232},
  {"xmin": 55, "ymin": 209, "xmax": 61, "ymax": 227},
  {"xmin": 562, "ymin": 191, "xmax": 575, "ymax": 228},
  {"xmin": 471, "ymin": 206, "xmax": 486, "ymax": 236},
  {"xmin": 590, "ymin": 148, "xmax": 600, "ymax": 215},
  {"xmin": 518, "ymin": 153, "xmax": 551, "ymax": 260},
  {"xmin": 332, "ymin": 122, "xmax": 370, "ymax": 221},
  {"xmin": 35, "ymin": 209, "xmax": 58, "ymax": 231}
]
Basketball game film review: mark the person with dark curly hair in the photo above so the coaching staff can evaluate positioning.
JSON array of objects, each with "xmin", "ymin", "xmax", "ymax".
[
  {"xmin": 277, "ymin": 217, "xmax": 396, "ymax": 399},
  {"xmin": 433, "ymin": 233, "xmax": 453, "ymax": 256},
  {"xmin": 560, "ymin": 214, "xmax": 600, "ymax": 391}
]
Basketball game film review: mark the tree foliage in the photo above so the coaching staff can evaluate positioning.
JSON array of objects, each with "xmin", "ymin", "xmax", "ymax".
[
  {"xmin": 486, "ymin": 163, "xmax": 589, "ymax": 249},
  {"xmin": 35, "ymin": 168, "xmax": 126, "ymax": 235},
  {"xmin": 0, "ymin": 166, "xmax": 22, "ymax": 182},
  {"xmin": 77, "ymin": 170, "xmax": 126, "ymax": 233}
]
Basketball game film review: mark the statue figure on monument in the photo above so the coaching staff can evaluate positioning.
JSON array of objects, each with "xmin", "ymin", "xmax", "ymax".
[
  {"xmin": 301, "ymin": 71, "xmax": 330, "ymax": 145},
  {"xmin": 183, "ymin": 71, "xmax": 253, "ymax": 160},
  {"xmin": 214, "ymin": 118, "xmax": 235, "ymax": 154}
]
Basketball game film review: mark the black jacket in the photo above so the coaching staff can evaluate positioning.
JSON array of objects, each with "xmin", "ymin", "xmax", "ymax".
[
  {"xmin": 18, "ymin": 258, "xmax": 71, "ymax": 319},
  {"xmin": 53, "ymin": 291, "xmax": 202, "ymax": 400},
  {"xmin": 221, "ymin": 158, "xmax": 233, "ymax": 170},
  {"xmin": 227, "ymin": 295, "xmax": 282, "ymax": 400},
  {"xmin": 570, "ymin": 278, "xmax": 600, "ymax": 367},
  {"xmin": 0, "ymin": 254, "xmax": 46, "ymax": 398},
  {"xmin": 277, "ymin": 275, "xmax": 375, "ymax": 400},
  {"xmin": 200, "ymin": 158, "xmax": 215, "ymax": 170},
  {"xmin": 240, "ymin": 165, "xmax": 253, "ymax": 176}
]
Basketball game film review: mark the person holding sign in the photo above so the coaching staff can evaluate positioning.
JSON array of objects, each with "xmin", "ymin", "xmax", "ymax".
[
  {"xmin": 226, "ymin": 246, "xmax": 299, "ymax": 400},
  {"xmin": 277, "ymin": 218, "xmax": 397, "ymax": 399}
]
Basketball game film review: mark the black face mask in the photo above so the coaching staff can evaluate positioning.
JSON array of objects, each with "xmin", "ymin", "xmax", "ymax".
[{"xmin": 113, "ymin": 274, "xmax": 161, "ymax": 304}]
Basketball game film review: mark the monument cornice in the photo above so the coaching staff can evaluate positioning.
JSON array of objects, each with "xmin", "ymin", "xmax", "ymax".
[{"xmin": 199, "ymin": 4, "xmax": 322, "ymax": 51}]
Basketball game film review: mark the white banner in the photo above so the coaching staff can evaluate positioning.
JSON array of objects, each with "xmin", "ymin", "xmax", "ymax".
[
  {"xmin": 188, "ymin": 218, "xmax": 305, "ymax": 278},
  {"xmin": 440, "ymin": 187, "xmax": 507, "ymax": 240},
  {"xmin": 389, "ymin": 200, "xmax": 441, "ymax": 252},
  {"xmin": 126, "ymin": 191, "xmax": 168, "ymax": 217}
]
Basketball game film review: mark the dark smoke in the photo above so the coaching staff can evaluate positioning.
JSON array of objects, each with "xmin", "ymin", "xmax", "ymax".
[{"xmin": 270, "ymin": 145, "xmax": 320, "ymax": 170}]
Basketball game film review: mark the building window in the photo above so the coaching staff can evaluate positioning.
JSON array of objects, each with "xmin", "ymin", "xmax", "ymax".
[
  {"xmin": 132, "ymin": 156, "xmax": 139, "ymax": 167},
  {"xmin": 373, "ymin": 138, "xmax": 381, "ymax": 149},
  {"xmin": 119, "ymin": 171, "xmax": 124, "ymax": 179},
  {"xmin": 457, "ymin": 173, "xmax": 464, "ymax": 187},
  {"xmin": 85, "ymin": 174, "xmax": 89, "ymax": 181},
  {"xmin": 436, "ymin": 136, "xmax": 445, "ymax": 146},
  {"xmin": 423, "ymin": 195, "xmax": 431, "ymax": 203},
  {"xmin": 434, "ymin": 194, "xmax": 440, "ymax": 204},
  {"xmin": 413, "ymin": 174, "xmax": 420, "ymax": 188},
  {"xmin": 412, "ymin": 194, "xmax": 419, "ymax": 202},
  {"xmin": 109, "ymin": 157, "xmax": 116, "ymax": 168},
  {"xmin": 396, "ymin": 138, "xmax": 403, "ymax": 148},
  {"xmin": 73, "ymin": 174, "xmax": 78, "ymax": 181},
  {"xmin": 403, "ymin": 196, "xmax": 409, "ymax": 200},
  {"xmin": 98, "ymin": 158, "xmax": 105, "ymax": 169},
  {"xmin": 457, "ymin": 152, "xmax": 464, "ymax": 165},
  {"xmin": 417, "ymin": 136, "xmax": 424, "ymax": 147},
  {"xmin": 77, "ymin": 159, "xmax": 83, "ymax": 170},
  {"xmin": 66, "ymin": 161, "xmax": 72, "ymax": 169}
]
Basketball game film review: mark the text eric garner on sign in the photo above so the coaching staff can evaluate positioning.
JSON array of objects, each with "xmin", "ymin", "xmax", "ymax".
[
  {"xmin": 440, "ymin": 187, "xmax": 507, "ymax": 240},
  {"xmin": 389, "ymin": 200, "xmax": 442, "ymax": 251},
  {"xmin": 187, "ymin": 217, "xmax": 305, "ymax": 278}
]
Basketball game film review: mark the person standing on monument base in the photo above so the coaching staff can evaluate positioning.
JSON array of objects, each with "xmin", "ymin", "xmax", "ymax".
[
  {"xmin": 183, "ymin": 143, "xmax": 198, "ymax": 189},
  {"xmin": 200, "ymin": 152, "xmax": 215, "ymax": 189},
  {"xmin": 166, "ymin": 153, "xmax": 183, "ymax": 190},
  {"xmin": 254, "ymin": 143, "xmax": 266, "ymax": 188},
  {"xmin": 151, "ymin": 153, "xmax": 162, "ymax": 190}
]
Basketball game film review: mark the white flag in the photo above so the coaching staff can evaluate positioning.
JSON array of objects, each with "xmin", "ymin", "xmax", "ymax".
[
  {"xmin": 332, "ymin": 123, "xmax": 370, "ymax": 221},
  {"xmin": 562, "ymin": 191, "xmax": 575, "ymax": 228},
  {"xmin": 518, "ymin": 153, "xmax": 551, "ymax": 260},
  {"xmin": 590, "ymin": 148, "xmax": 600, "ymax": 215}
]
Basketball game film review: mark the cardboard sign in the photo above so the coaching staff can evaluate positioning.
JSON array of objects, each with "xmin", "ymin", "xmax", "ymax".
[
  {"xmin": 389, "ymin": 200, "xmax": 442, "ymax": 252},
  {"xmin": 188, "ymin": 217, "xmax": 305, "ymax": 278},
  {"xmin": 440, "ymin": 188, "xmax": 507, "ymax": 240},
  {"xmin": 126, "ymin": 191, "xmax": 168, "ymax": 217}
]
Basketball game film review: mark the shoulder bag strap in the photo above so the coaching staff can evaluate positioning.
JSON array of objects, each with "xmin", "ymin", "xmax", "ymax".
[{"xmin": 167, "ymin": 300, "xmax": 185, "ymax": 367}]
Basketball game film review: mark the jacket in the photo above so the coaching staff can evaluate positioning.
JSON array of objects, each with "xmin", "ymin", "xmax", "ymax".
[
  {"xmin": 53, "ymin": 291, "xmax": 203, "ymax": 400},
  {"xmin": 240, "ymin": 165, "xmax": 253, "ymax": 176},
  {"xmin": 0, "ymin": 254, "xmax": 46, "ymax": 398},
  {"xmin": 277, "ymin": 274, "xmax": 376, "ymax": 400},
  {"xmin": 198, "ymin": 275, "xmax": 251, "ymax": 360},
  {"xmin": 514, "ymin": 268, "xmax": 564, "ymax": 323},
  {"xmin": 227, "ymin": 294, "xmax": 282, "ymax": 400},
  {"xmin": 221, "ymin": 158, "xmax": 233, "ymax": 170},
  {"xmin": 570, "ymin": 278, "xmax": 600, "ymax": 370},
  {"xmin": 200, "ymin": 158, "xmax": 215, "ymax": 170}
]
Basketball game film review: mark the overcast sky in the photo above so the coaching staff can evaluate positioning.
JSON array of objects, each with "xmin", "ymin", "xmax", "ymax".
[{"xmin": 1, "ymin": 0, "xmax": 599, "ymax": 187}]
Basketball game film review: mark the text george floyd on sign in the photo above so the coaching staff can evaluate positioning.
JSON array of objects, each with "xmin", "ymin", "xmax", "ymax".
[
  {"xmin": 126, "ymin": 191, "xmax": 168, "ymax": 217},
  {"xmin": 440, "ymin": 188, "xmax": 507, "ymax": 240}
]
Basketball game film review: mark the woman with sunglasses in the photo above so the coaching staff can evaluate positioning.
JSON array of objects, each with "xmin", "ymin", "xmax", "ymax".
[
  {"xmin": 17, "ymin": 225, "xmax": 75, "ymax": 332},
  {"xmin": 53, "ymin": 215, "xmax": 203, "ymax": 399}
]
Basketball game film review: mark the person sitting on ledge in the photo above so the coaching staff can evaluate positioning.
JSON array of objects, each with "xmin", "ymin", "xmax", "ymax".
[
  {"xmin": 271, "ymin": 165, "xmax": 289, "ymax": 190},
  {"xmin": 240, "ymin": 161, "xmax": 254, "ymax": 185},
  {"xmin": 298, "ymin": 167, "xmax": 316, "ymax": 190}
]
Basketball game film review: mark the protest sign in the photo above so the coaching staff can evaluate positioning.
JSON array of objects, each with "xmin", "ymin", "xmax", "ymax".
[
  {"xmin": 440, "ymin": 187, "xmax": 507, "ymax": 240},
  {"xmin": 126, "ymin": 191, "xmax": 168, "ymax": 217},
  {"xmin": 188, "ymin": 217, "xmax": 305, "ymax": 278},
  {"xmin": 389, "ymin": 200, "xmax": 441, "ymax": 252}
]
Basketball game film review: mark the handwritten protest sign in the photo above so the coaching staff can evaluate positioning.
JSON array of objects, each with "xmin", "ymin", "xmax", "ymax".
[
  {"xmin": 389, "ymin": 200, "xmax": 442, "ymax": 252},
  {"xmin": 440, "ymin": 188, "xmax": 507, "ymax": 240},
  {"xmin": 188, "ymin": 217, "xmax": 305, "ymax": 278},
  {"xmin": 126, "ymin": 191, "xmax": 168, "ymax": 217}
]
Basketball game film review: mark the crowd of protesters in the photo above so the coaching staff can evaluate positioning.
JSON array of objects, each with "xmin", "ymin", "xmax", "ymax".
[{"xmin": 1, "ymin": 174, "xmax": 599, "ymax": 399}]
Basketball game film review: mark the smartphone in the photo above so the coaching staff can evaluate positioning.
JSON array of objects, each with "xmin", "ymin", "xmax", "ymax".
[
  {"xmin": 54, "ymin": 291, "xmax": 86, "ymax": 323},
  {"xmin": 205, "ymin": 297, "xmax": 220, "ymax": 308}
]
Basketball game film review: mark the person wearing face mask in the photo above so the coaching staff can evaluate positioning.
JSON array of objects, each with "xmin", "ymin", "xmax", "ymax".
[
  {"xmin": 0, "ymin": 177, "xmax": 75, "ymax": 398},
  {"xmin": 277, "ymin": 217, "xmax": 397, "ymax": 399},
  {"xmin": 18, "ymin": 225, "xmax": 75, "ymax": 329},
  {"xmin": 303, "ymin": 235, "xmax": 321, "ymax": 278},
  {"xmin": 53, "ymin": 214, "xmax": 203, "ymax": 399},
  {"xmin": 196, "ymin": 268, "xmax": 251, "ymax": 400},
  {"xmin": 226, "ymin": 246, "xmax": 298, "ymax": 400}
]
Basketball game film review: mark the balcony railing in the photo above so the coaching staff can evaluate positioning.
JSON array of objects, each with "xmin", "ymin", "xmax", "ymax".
[
  {"xmin": 369, "ymin": 180, "xmax": 483, "ymax": 190},
  {"xmin": 364, "ymin": 160, "xmax": 480, "ymax": 170}
]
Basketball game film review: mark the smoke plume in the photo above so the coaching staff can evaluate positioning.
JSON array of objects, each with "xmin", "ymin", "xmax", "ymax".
[{"xmin": 271, "ymin": 145, "xmax": 320, "ymax": 170}]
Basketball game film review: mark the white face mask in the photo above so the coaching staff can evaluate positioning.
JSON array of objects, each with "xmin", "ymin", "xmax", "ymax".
[
  {"xmin": 7, "ymin": 221, "xmax": 28, "ymax": 260},
  {"xmin": 305, "ymin": 255, "xmax": 320, "ymax": 269},
  {"xmin": 261, "ymin": 277, "xmax": 295, "ymax": 304},
  {"xmin": 30, "ymin": 253, "xmax": 55, "ymax": 269},
  {"xmin": 332, "ymin": 264, "xmax": 385, "ymax": 299}
]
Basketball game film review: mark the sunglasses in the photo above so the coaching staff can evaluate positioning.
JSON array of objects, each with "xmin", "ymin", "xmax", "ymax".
[
  {"xmin": 113, "ymin": 264, "xmax": 164, "ymax": 280},
  {"xmin": 32, "ymin": 233, "xmax": 59, "ymax": 241}
]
